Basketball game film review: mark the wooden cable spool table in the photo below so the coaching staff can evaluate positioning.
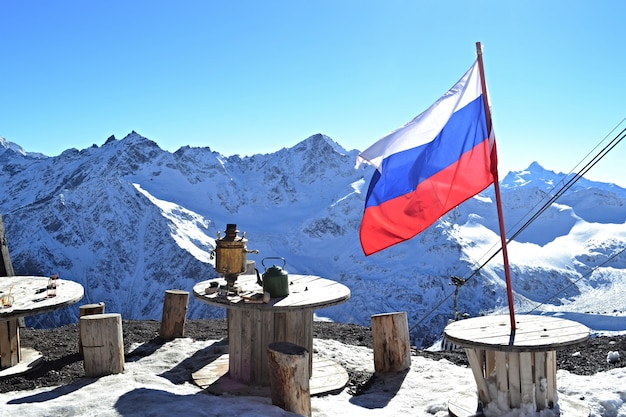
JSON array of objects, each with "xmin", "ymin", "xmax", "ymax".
[
  {"xmin": 192, "ymin": 273, "xmax": 351, "ymax": 395},
  {"xmin": 444, "ymin": 314, "xmax": 590, "ymax": 416},
  {"xmin": 0, "ymin": 275, "xmax": 84, "ymax": 375}
]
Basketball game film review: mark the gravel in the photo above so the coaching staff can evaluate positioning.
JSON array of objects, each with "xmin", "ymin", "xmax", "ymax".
[{"xmin": 1, "ymin": 319, "xmax": 624, "ymax": 394}]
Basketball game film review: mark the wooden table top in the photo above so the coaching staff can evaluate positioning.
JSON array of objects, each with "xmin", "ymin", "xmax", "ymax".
[
  {"xmin": 0, "ymin": 276, "xmax": 84, "ymax": 320},
  {"xmin": 443, "ymin": 314, "xmax": 590, "ymax": 352},
  {"xmin": 193, "ymin": 274, "xmax": 350, "ymax": 312}
]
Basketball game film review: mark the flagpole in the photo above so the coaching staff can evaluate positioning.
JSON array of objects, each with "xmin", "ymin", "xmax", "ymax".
[{"xmin": 475, "ymin": 42, "xmax": 516, "ymax": 331}]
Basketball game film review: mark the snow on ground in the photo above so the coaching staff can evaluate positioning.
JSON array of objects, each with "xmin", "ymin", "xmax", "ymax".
[{"xmin": 1, "ymin": 327, "xmax": 624, "ymax": 417}]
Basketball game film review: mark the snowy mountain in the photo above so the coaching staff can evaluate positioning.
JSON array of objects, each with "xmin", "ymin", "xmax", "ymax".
[
  {"xmin": 0, "ymin": 136, "xmax": 47, "ymax": 159},
  {"xmin": 1, "ymin": 132, "xmax": 625, "ymax": 347}
]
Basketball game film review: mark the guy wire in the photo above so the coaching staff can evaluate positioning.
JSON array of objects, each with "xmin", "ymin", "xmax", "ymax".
[{"xmin": 409, "ymin": 120, "xmax": 626, "ymax": 333}]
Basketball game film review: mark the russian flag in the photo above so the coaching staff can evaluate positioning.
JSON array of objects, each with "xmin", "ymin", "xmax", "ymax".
[{"xmin": 357, "ymin": 60, "xmax": 497, "ymax": 256}]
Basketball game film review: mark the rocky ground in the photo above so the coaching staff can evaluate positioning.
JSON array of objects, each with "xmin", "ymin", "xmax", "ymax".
[{"xmin": 1, "ymin": 319, "xmax": 624, "ymax": 395}]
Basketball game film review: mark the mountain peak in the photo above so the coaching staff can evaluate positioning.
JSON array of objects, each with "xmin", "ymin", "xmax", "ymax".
[
  {"xmin": 0, "ymin": 136, "xmax": 27, "ymax": 156},
  {"xmin": 291, "ymin": 133, "xmax": 350, "ymax": 156},
  {"xmin": 0, "ymin": 136, "xmax": 48, "ymax": 159},
  {"xmin": 501, "ymin": 161, "xmax": 567, "ymax": 189},
  {"xmin": 527, "ymin": 161, "xmax": 545, "ymax": 171},
  {"xmin": 123, "ymin": 130, "xmax": 140, "ymax": 139},
  {"xmin": 101, "ymin": 131, "xmax": 161, "ymax": 152}
]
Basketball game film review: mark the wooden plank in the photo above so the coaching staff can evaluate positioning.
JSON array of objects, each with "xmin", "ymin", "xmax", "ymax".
[
  {"xmin": 308, "ymin": 357, "xmax": 348, "ymax": 394},
  {"xmin": 534, "ymin": 351, "xmax": 547, "ymax": 409},
  {"xmin": 228, "ymin": 309, "xmax": 242, "ymax": 381},
  {"xmin": 8, "ymin": 318, "xmax": 20, "ymax": 365},
  {"xmin": 270, "ymin": 310, "xmax": 313, "ymax": 377},
  {"xmin": 290, "ymin": 311, "xmax": 309, "ymax": 347},
  {"xmin": 448, "ymin": 390, "xmax": 480, "ymax": 417},
  {"xmin": 0, "ymin": 320, "xmax": 12, "ymax": 369},
  {"xmin": 464, "ymin": 348, "xmax": 491, "ymax": 406},
  {"xmin": 239, "ymin": 309, "xmax": 254, "ymax": 384},
  {"xmin": 0, "ymin": 217, "xmax": 22, "ymax": 330},
  {"xmin": 0, "ymin": 276, "xmax": 84, "ymax": 320},
  {"xmin": 302, "ymin": 310, "xmax": 313, "ymax": 375},
  {"xmin": 519, "ymin": 352, "xmax": 534, "ymax": 408},
  {"xmin": 546, "ymin": 350, "xmax": 557, "ymax": 408},
  {"xmin": 274, "ymin": 311, "xmax": 287, "ymax": 343},
  {"xmin": 476, "ymin": 349, "xmax": 485, "ymax": 378},
  {"xmin": 494, "ymin": 351, "xmax": 509, "ymax": 409},
  {"xmin": 192, "ymin": 354, "xmax": 230, "ymax": 390},
  {"xmin": 192, "ymin": 274, "xmax": 351, "ymax": 313},
  {"xmin": 443, "ymin": 315, "xmax": 590, "ymax": 352},
  {"xmin": 194, "ymin": 355, "xmax": 348, "ymax": 397},
  {"xmin": 255, "ymin": 309, "xmax": 271, "ymax": 384},
  {"xmin": 508, "ymin": 352, "xmax": 522, "ymax": 408},
  {"xmin": 0, "ymin": 214, "xmax": 15, "ymax": 277},
  {"xmin": 485, "ymin": 350, "xmax": 496, "ymax": 379},
  {"xmin": 449, "ymin": 390, "xmax": 590, "ymax": 417},
  {"xmin": 247, "ymin": 308, "xmax": 259, "ymax": 384},
  {"xmin": 0, "ymin": 319, "xmax": 21, "ymax": 369},
  {"xmin": 0, "ymin": 347, "xmax": 43, "ymax": 378}
]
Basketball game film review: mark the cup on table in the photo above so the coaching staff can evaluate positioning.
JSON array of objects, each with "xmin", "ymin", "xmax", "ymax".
[{"xmin": 1, "ymin": 295, "xmax": 14, "ymax": 308}]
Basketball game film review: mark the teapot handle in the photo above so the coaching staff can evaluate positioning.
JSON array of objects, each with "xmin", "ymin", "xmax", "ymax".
[{"xmin": 261, "ymin": 257, "xmax": 286, "ymax": 269}]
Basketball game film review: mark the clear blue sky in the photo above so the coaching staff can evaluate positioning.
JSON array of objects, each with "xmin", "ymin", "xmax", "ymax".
[{"xmin": 2, "ymin": 0, "xmax": 625, "ymax": 185}]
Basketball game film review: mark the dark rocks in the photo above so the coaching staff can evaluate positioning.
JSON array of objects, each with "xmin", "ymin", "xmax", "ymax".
[{"xmin": 1, "ymin": 320, "xmax": 623, "ymax": 394}]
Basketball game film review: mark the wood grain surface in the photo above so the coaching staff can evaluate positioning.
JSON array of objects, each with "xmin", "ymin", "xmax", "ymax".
[{"xmin": 0, "ymin": 276, "xmax": 84, "ymax": 319}]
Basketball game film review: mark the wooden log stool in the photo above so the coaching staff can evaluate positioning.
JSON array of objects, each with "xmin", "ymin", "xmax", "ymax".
[
  {"xmin": 159, "ymin": 289, "xmax": 189, "ymax": 340},
  {"xmin": 78, "ymin": 302, "xmax": 105, "ymax": 356},
  {"xmin": 80, "ymin": 313, "xmax": 124, "ymax": 377},
  {"xmin": 371, "ymin": 312, "xmax": 411, "ymax": 373},
  {"xmin": 267, "ymin": 341, "xmax": 311, "ymax": 417}
]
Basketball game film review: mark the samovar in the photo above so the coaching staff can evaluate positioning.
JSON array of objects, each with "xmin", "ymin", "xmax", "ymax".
[{"xmin": 210, "ymin": 224, "xmax": 258, "ymax": 293}]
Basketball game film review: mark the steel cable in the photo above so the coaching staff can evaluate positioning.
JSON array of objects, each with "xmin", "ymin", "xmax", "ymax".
[{"xmin": 410, "ymin": 120, "xmax": 626, "ymax": 333}]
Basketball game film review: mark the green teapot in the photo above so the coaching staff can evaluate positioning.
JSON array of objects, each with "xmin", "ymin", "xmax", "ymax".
[{"xmin": 256, "ymin": 257, "xmax": 289, "ymax": 298}]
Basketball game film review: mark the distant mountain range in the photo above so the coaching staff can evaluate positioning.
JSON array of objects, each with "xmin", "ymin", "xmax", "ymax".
[{"xmin": 1, "ymin": 132, "xmax": 625, "ymax": 347}]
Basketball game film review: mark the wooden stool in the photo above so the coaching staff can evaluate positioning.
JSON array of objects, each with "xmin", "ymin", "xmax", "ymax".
[
  {"xmin": 78, "ymin": 302, "xmax": 105, "ymax": 356},
  {"xmin": 267, "ymin": 342, "xmax": 311, "ymax": 417},
  {"xmin": 159, "ymin": 289, "xmax": 189, "ymax": 340},
  {"xmin": 371, "ymin": 312, "xmax": 411, "ymax": 373},
  {"xmin": 80, "ymin": 313, "xmax": 124, "ymax": 377}
]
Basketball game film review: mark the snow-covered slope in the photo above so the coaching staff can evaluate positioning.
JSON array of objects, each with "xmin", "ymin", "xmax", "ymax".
[{"xmin": 1, "ymin": 132, "xmax": 624, "ymax": 347}]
